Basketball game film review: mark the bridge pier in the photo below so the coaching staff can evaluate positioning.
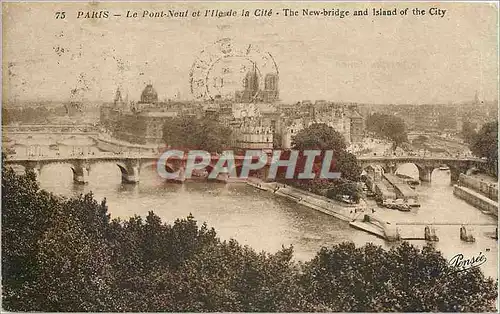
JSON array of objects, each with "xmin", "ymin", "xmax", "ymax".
[
  {"xmin": 460, "ymin": 226, "xmax": 475, "ymax": 242},
  {"xmin": 424, "ymin": 225, "xmax": 439, "ymax": 241},
  {"xmin": 71, "ymin": 162, "xmax": 90, "ymax": 184},
  {"xmin": 119, "ymin": 160, "xmax": 140, "ymax": 184},
  {"xmin": 418, "ymin": 166, "xmax": 433, "ymax": 183}
]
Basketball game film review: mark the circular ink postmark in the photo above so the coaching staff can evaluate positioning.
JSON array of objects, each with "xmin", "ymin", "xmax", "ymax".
[{"xmin": 190, "ymin": 38, "xmax": 279, "ymax": 102}]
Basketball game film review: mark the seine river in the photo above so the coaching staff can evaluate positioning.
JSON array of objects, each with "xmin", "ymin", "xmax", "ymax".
[{"xmin": 9, "ymin": 136, "xmax": 499, "ymax": 280}]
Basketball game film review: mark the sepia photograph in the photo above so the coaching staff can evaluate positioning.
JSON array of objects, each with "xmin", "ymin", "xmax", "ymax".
[{"xmin": 1, "ymin": 1, "xmax": 499, "ymax": 312}]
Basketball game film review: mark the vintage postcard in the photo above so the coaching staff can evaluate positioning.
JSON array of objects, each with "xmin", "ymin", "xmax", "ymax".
[{"xmin": 1, "ymin": 1, "xmax": 498, "ymax": 312}]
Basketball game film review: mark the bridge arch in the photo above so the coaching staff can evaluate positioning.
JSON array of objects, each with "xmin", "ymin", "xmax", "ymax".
[
  {"xmin": 394, "ymin": 162, "xmax": 442, "ymax": 183},
  {"xmin": 116, "ymin": 163, "xmax": 129, "ymax": 178},
  {"xmin": 14, "ymin": 161, "xmax": 89, "ymax": 184}
]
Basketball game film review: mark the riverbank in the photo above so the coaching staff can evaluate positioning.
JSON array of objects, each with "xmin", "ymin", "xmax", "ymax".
[
  {"xmin": 245, "ymin": 177, "xmax": 498, "ymax": 244},
  {"xmin": 245, "ymin": 179, "xmax": 408, "ymax": 241},
  {"xmin": 454, "ymin": 185, "xmax": 498, "ymax": 217},
  {"xmin": 246, "ymin": 178, "xmax": 369, "ymax": 223}
]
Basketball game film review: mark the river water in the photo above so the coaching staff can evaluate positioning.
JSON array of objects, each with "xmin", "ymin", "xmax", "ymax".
[{"xmin": 8, "ymin": 135, "xmax": 499, "ymax": 280}]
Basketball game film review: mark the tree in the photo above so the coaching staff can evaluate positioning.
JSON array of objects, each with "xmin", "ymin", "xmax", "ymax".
[
  {"xmin": 326, "ymin": 180, "xmax": 361, "ymax": 203},
  {"xmin": 290, "ymin": 123, "xmax": 361, "ymax": 179},
  {"xmin": 335, "ymin": 151, "xmax": 361, "ymax": 182},
  {"xmin": 300, "ymin": 242, "xmax": 498, "ymax": 312},
  {"xmin": 1, "ymin": 167, "xmax": 114, "ymax": 311},
  {"xmin": 162, "ymin": 116, "xmax": 232, "ymax": 153},
  {"xmin": 2, "ymin": 168, "xmax": 497, "ymax": 312},
  {"xmin": 292, "ymin": 123, "xmax": 346, "ymax": 155},
  {"xmin": 470, "ymin": 121, "xmax": 498, "ymax": 176},
  {"xmin": 461, "ymin": 119, "xmax": 478, "ymax": 144},
  {"xmin": 284, "ymin": 123, "xmax": 361, "ymax": 191},
  {"xmin": 366, "ymin": 113, "xmax": 408, "ymax": 149},
  {"xmin": 1, "ymin": 168, "xmax": 303, "ymax": 312}
]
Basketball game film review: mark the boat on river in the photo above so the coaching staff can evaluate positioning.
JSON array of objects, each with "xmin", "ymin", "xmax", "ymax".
[
  {"xmin": 407, "ymin": 179, "xmax": 420, "ymax": 186},
  {"xmin": 394, "ymin": 199, "xmax": 411, "ymax": 212},
  {"xmin": 407, "ymin": 198, "xmax": 420, "ymax": 207},
  {"xmin": 396, "ymin": 204, "xmax": 411, "ymax": 212},
  {"xmin": 383, "ymin": 199, "xmax": 411, "ymax": 211},
  {"xmin": 439, "ymin": 165, "xmax": 450, "ymax": 171}
]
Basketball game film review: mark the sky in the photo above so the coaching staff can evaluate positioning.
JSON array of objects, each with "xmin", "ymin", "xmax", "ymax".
[{"xmin": 2, "ymin": 2, "xmax": 499, "ymax": 104}]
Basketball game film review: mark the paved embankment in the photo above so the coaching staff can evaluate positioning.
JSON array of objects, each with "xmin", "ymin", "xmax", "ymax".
[
  {"xmin": 246, "ymin": 179, "xmax": 368, "ymax": 222},
  {"xmin": 246, "ymin": 179, "xmax": 401, "ymax": 241},
  {"xmin": 454, "ymin": 185, "xmax": 498, "ymax": 217},
  {"xmin": 245, "ymin": 178, "xmax": 497, "ymax": 242}
]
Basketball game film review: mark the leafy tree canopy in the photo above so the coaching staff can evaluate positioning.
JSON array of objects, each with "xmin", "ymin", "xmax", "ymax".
[
  {"xmin": 2, "ymin": 168, "xmax": 497, "ymax": 312},
  {"xmin": 470, "ymin": 120, "xmax": 498, "ymax": 176},
  {"xmin": 162, "ymin": 115, "xmax": 232, "ymax": 153},
  {"xmin": 366, "ymin": 113, "xmax": 408, "ymax": 149},
  {"xmin": 326, "ymin": 180, "xmax": 361, "ymax": 203},
  {"xmin": 292, "ymin": 123, "xmax": 346, "ymax": 154},
  {"xmin": 287, "ymin": 124, "xmax": 360, "ymax": 182},
  {"xmin": 461, "ymin": 119, "xmax": 478, "ymax": 144}
]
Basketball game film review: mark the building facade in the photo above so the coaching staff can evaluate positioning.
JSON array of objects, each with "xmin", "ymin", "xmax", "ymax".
[{"xmin": 100, "ymin": 85, "xmax": 178, "ymax": 145}]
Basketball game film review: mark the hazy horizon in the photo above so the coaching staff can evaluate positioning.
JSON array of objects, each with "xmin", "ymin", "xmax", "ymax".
[{"xmin": 2, "ymin": 2, "xmax": 498, "ymax": 105}]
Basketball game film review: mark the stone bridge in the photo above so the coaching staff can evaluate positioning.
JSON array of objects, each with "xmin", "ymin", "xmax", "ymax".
[
  {"xmin": 3, "ymin": 153, "xmax": 269, "ymax": 184},
  {"xmin": 4, "ymin": 153, "xmax": 487, "ymax": 184},
  {"xmin": 4, "ymin": 154, "xmax": 156, "ymax": 184},
  {"xmin": 356, "ymin": 156, "xmax": 487, "ymax": 182},
  {"xmin": 3, "ymin": 124, "xmax": 97, "ymax": 133}
]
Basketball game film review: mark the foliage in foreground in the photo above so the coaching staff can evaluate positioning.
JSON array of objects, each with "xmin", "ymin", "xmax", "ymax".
[{"xmin": 2, "ymin": 168, "xmax": 497, "ymax": 312}]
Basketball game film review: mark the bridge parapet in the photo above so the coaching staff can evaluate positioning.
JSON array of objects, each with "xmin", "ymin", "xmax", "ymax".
[{"xmin": 358, "ymin": 156, "xmax": 485, "ymax": 183}]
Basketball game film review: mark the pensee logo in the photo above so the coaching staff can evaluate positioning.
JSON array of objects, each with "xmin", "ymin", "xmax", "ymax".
[
  {"xmin": 156, "ymin": 149, "xmax": 342, "ymax": 180},
  {"xmin": 448, "ymin": 252, "xmax": 487, "ymax": 273}
]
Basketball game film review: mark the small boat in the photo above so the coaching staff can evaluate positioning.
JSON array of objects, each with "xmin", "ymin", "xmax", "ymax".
[
  {"xmin": 366, "ymin": 191, "xmax": 376, "ymax": 197},
  {"xmin": 396, "ymin": 204, "xmax": 411, "ymax": 212},
  {"xmin": 439, "ymin": 165, "xmax": 450, "ymax": 171},
  {"xmin": 383, "ymin": 200, "xmax": 397, "ymax": 210},
  {"xmin": 394, "ymin": 199, "xmax": 411, "ymax": 212},
  {"xmin": 407, "ymin": 199, "xmax": 421, "ymax": 207}
]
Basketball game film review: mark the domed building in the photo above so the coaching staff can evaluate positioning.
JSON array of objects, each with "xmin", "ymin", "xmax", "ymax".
[
  {"xmin": 139, "ymin": 84, "xmax": 158, "ymax": 104},
  {"xmin": 100, "ymin": 83, "xmax": 180, "ymax": 145}
]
